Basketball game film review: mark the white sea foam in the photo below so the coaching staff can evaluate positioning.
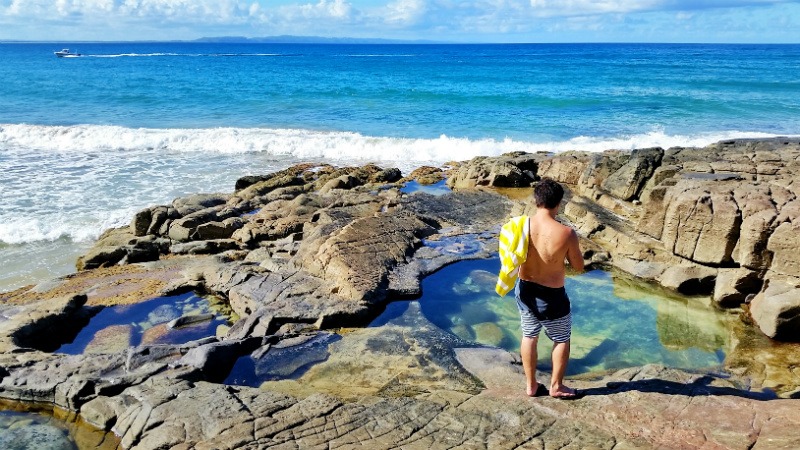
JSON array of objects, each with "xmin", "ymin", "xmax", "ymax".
[
  {"xmin": 0, "ymin": 123, "xmax": 788, "ymax": 249},
  {"xmin": 0, "ymin": 123, "xmax": 783, "ymax": 163}
]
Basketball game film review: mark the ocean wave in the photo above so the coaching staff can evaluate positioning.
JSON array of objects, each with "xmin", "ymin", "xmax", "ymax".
[
  {"xmin": 0, "ymin": 124, "xmax": 785, "ymax": 164},
  {"xmin": 0, "ymin": 208, "xmax": 136, "ymax": 246}
]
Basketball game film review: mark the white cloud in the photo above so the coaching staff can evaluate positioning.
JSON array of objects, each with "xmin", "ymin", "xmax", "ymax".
[
  {"xmin": 382, "ymin": 0, "xmax": 427, "ymax": 25},
  {"xmin": 1, "ymin": 0, "xmax": 799, "ymax": 41},
  {"xmin": 527, "ymin": 0, "xmax": 800, "ymax": 17}
]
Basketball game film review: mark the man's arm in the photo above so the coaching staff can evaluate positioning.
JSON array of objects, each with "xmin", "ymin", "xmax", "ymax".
[{"xmin": 565, "ymin": 229, "xmax": 585, "ymax": 272}]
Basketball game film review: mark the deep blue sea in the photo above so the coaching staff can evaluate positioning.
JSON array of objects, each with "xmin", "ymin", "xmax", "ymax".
[{"xmin": 1, "ymin": 42, "xmax": 799, "ymax": 290}]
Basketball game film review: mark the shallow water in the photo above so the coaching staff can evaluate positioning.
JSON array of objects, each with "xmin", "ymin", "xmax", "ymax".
[
  {"xmin": 55, "ymin": 292, "xmax": 232, "ymax": 354},
  {"xmin": 0, "ymin": 400, "xmax": 120, "ymax": 450},
  {"xmin": 400, "ymin": 180, "xmax": 452, "ymax": 196},
  {"xmin": 0, "ymin": 410, "xmax": 76, "ymax": 450},
  {"xmin": 225, "ymin": 332, "xmax": 342, "ymax": 387},
  {"xmin": 226, "ymin": 257, "xmax": 734, "ymax": 394},
  {"xmin": 417, "ymin": 258, "xmax": 732, "ymax": 375}
]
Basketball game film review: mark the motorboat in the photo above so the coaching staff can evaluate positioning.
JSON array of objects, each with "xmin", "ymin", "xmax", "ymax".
[{"xmin": 54, "ymin": 49, "xmax": 81, "ymax": 57}]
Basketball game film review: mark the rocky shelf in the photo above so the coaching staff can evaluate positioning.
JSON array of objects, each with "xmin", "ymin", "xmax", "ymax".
[{"xmin": 1, "ymin": 139, "xmax": 799, "ymax": 449}]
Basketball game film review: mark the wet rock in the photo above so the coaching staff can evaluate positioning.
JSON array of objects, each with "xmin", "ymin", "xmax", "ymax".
[
  {"xmin": 130, "ymin": 208, "xmax": 152, "ymax": 237},
  {"xmin": 172, "ymin": 193, "xmax": 229, "ymax": 217},
  {"xmin": 76, "ymin": 228, "xmax": 135, "ymax": 270}
]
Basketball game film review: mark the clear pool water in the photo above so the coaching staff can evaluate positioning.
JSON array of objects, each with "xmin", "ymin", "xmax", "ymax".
[
  {"xmin": 416, "ymin": 258, "xmax": 731, "ymax": 375},
  {"xmin": 56, "ymin": 292, "xmax": 232, "ymax": 355}
]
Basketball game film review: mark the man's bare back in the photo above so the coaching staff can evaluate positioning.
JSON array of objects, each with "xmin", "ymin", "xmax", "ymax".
[{"xmin": 519, "ymin": 209, "xmax": 584, "ymax": 288}]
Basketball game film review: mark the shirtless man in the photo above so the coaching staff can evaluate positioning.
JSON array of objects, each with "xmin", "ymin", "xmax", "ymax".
[{"xmin": 516, "ymin": 178, "xmax": 584, "ymax": 398}]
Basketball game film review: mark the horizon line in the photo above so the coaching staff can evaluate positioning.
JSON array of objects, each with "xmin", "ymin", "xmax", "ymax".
[{"xmin": 2, "ymin": 36, "xmax": 799, "ymax": 46}]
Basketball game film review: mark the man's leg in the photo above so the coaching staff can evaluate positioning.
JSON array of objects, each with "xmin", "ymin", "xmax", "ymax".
[
  {"xmin": 545, "ymin": 313, "xmax": 577, "ymax": 398},
  {"xmin": 550, "ymin": 340, "xmax": 574, "ymax": 394},
  {"xmin": 521, "ymin": 335, "xmax": 539, "ymax": 396}
]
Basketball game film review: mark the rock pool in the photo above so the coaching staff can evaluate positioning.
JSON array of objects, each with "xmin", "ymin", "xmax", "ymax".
[
  {"xmin": 0, "ymin": 400, "xmax": 119, "ymax": 450},
  {"xmin": 229, "ymin": 256, "xmax": 738, "ymax": 397},
  {"xmin": 419, "ymin": 258, "xmax": 732, "ymax": 375},
  {"xmin": 55, "ymin": 292, "xmax": 232, "ymax": 355}
]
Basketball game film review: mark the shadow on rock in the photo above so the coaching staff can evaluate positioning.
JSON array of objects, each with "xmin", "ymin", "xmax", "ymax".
[{"xmin": 580, "ymin": 375, "xmax": 779, "ymax": 401}]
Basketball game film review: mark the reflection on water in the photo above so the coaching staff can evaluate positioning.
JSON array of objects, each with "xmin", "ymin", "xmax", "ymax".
[
  {"xmin": 400, "ymin": 180, "xmax": 451, "ymax": 196},
  {"xmin": 418, "ymin": 258, "xmax": 732, "ymax": 375},
  {"xmin": 225, "ymin": 333, "xmax": 341, "ymax": 387},
  {"xmin": 422, "ymin": 234, "xmax": 491, "ymax": 257},
  {"xmin": 0, "ymin": 410, "xmax": 76, "ymax": 450},
  {"xmin": 56, "ymin": 292, "xmax": 232, "ymax": 355}
]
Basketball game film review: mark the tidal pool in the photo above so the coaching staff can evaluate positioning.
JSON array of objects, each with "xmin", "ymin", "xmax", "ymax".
[
  {"xmin": 56, "ymin": 292, "xmax": 232, "ymax": 355},
  {"xmin": 400, "ymin": 180, "xmax": 451, "ymax": 196},
  {"xmin": 417, "ymin": 258, "xmax": 732, "ymax": 375},
  {"xmin": 0, "ymin": 410, "xmax": 76, "ymax": 450},
  {"xmin": 0, "ymin": 400, "xmax": 120, "ymax": 450},
  {"xmin": 221, "ymin": 257, "xmax": 735, "ymax": 394},
  {"xmin": 225, "ymin": 332, "xmax": 342, "ymax": 387}
]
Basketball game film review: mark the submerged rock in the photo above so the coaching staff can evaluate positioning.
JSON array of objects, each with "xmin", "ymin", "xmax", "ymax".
[{"xmin": 83, "ymin": 324, "xmax": 133, "ymax": 354}]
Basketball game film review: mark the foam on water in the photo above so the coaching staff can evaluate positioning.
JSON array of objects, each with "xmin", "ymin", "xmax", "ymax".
[
  {"xmin": 0, "ymin": 123, "xmax": 781, "ymax": 159},
  {"xmin": 0, "ymin": 123, "xmax": 785, "ymax": 248}
]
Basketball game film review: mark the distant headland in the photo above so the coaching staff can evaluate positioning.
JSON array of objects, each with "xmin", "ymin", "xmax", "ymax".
[{"xmin": 193, "ymin": 35, "xmax": 446, "ymax": 44}]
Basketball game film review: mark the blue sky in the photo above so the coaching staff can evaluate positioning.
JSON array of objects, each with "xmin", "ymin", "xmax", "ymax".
[{"xmin": 1, "ymin": 0, "xmax": 799, "ymax": 43}]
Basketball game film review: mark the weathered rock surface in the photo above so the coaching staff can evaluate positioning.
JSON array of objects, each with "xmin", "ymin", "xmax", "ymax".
[
  {"xmin": 453, "ymin": 138, "xmax": 800, "ymax": 341},
  {"xmin": 2, "ymin": 143, "xmax": 800, "ymax": 449}
]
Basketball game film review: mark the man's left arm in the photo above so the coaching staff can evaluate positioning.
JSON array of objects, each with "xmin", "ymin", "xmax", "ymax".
[{"xmin": 565, "ymin": 229, "xmax": 585, "ymax": 273}]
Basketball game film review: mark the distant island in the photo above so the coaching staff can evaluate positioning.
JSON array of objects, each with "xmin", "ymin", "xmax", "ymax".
[{"xmin": 193, "ymin": 35, "xmax": 446, "ymax": 44}]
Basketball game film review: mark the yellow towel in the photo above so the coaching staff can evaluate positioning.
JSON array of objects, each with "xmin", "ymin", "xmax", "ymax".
[{"xmin": 496, "ymin": 215, "xmax": 529, "ymax": 296}]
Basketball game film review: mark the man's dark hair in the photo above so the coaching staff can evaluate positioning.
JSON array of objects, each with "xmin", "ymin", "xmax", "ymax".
[{"xmin": 534, "ymin": 178, "xmax": 564, "ymax": 209}]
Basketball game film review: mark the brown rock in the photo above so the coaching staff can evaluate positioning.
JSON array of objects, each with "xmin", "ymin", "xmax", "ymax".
[
  {"xmin": 713, "ymin": 268, "xmax": 763, "ymax": 308},
  {"xmin": 600, "ymin": 147, "xmax": 663, "ymax": 201},
  {"xmin": 84, "ymin": 324, "xmax": 133, "ymax": 354},
  {"xmin": 750, "ymin": 278, "xmax": 800, "ymax": 341},
  {"xmin": 658, "ymin": 264, "xmax": 717, "ymax": 295},
  {"xmin": 661, "ymin": 185, "xmax": 741, "ymax": 265}
]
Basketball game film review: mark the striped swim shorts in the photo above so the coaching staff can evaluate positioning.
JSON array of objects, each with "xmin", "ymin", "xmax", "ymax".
[{"xmin": 515, "ymin": 279, "xmax": 572, "ymax": 343}]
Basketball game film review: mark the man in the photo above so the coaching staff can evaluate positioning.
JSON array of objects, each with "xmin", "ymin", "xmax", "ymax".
[{"xmin": 516, "ymin": 178, "xmax": 584, "ymax": 398}]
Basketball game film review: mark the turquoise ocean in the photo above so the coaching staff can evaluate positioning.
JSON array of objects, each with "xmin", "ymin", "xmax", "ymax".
[{"xmin": 1, "ymin": 42, "xmax": 799, "ymax": 290}]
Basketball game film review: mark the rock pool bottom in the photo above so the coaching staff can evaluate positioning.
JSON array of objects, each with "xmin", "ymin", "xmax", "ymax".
[
  {"xmin": 415, "ymin": 258, "xmax": 731, "ymax": 375},
  {"xmin": 0, "ymin": 401, "xmax": 119, "ymax": 450},
  {"xmin": 227, "ymin": 258, "xmax": 740, "ymax": 396}
]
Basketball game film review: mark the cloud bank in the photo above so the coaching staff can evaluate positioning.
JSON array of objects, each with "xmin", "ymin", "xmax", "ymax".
[{"xmin": 1, "ymin": 0, "xmax": 798, "ymax": 42}]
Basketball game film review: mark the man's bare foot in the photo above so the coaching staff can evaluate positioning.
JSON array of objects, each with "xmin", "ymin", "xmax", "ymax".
[
  {"xmin": 549, "ymin": 385, "xmax": 579, "ymax": 399},
  {"xmin": 527, "ymin": 383, "xmax": 547, "ymax": 397}
]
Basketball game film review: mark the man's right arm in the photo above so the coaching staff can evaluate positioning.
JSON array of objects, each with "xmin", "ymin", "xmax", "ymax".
[{"xmin": 565, "ymin": 229, "xmax": 585, "ymax": 272}]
